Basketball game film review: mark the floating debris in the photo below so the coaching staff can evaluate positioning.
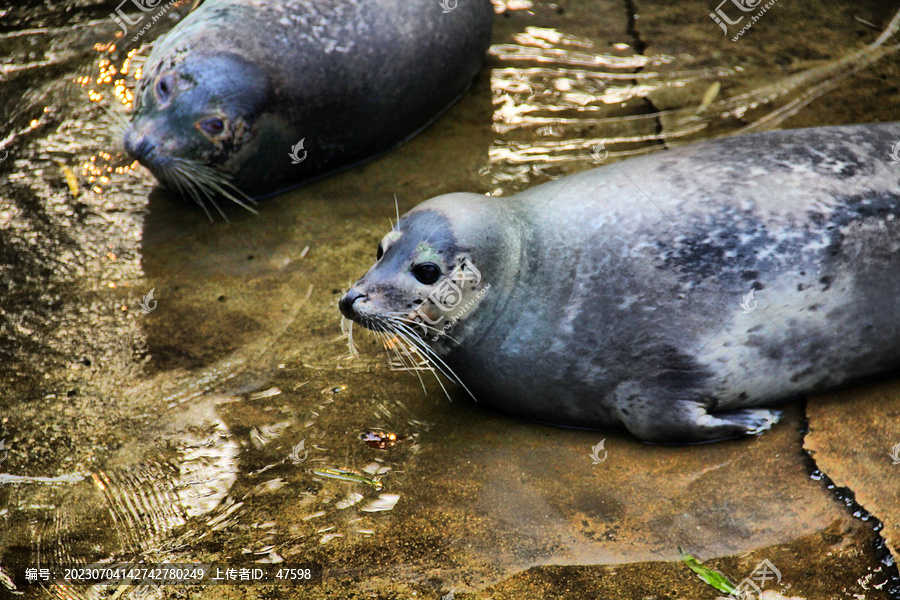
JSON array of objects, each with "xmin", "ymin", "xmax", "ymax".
[
  {"xmin": 56, "ymin": 160, "xmax": 80, "ymax": 198},
  {"xmin": 312, "ymin": 468, "xmax": 383, "ymax": 491},
  {"xmin": 696, "ymin": 80, "xmax": 721, "ymax": 114},
  {"xmin": 361, "ymin": 493, "xmax": 400, "ymax": 513},
  {"xmin": 360, "ymin": 430, "xmax": 406, "ymax": 450},
  {"xmin": 249, "ymin": 387, "xmax": 282, "ymax": 400},
  {"xmin": 361, "ymin": 463, "xmax": 391, "ymax": 476},
  {"xmin": 677, "ymin": 546, "xmax": 736, "ymax": 594},
  {"xmin": 335, "ymin": 492, "xmax": 364, "ymax": 510}
]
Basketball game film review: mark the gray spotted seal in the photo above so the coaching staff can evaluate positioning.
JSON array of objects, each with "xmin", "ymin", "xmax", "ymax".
[
  {"xmin": 123, "ymin": 0, "xmax": 493, "ymax": 217},
  {"xmin": 340, "ymin": 123, "xmax": 900, "ymax": 443}
]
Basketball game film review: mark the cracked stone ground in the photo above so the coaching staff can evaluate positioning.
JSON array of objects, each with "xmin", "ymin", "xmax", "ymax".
[{"xmin": 1, "ymin": 0, "xmax": 899, "ymax": 598}]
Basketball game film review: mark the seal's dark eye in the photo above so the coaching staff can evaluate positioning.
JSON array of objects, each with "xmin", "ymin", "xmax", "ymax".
[
  {"xmin": 376, "ymin": 244, "xmax": 384, "ymax": 260},
  {"xmin": 411, "ymin": 262, "xmax": 441, "ymax": 285},
  {"xmin": 155, "ymin": 75, "xmax": 172, "ymax": 102},
  {"xmin": 199, "ymin": 118, "xmax": 225, "ymax": 135}
]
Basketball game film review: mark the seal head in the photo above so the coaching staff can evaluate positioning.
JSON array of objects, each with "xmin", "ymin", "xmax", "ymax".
[
  {"xmin": 125, "ymin": 52, "xmax": 277, "ymax": 214},
  {"xmin": 122, "ymin": 0, "xmax": 494, "ymax": 216},
  {"xmin": 341, "ymin": 201, "xmax": 491, "ymax": 344}
]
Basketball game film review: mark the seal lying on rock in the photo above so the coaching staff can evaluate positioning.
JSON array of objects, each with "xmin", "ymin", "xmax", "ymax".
[
  {"xmin": 340, "ymin": 123, "xmax": 900, "ymax": 443},
  {"xmin": 123, "ymin": 0, "xmax": 493, "ymax": 217}
]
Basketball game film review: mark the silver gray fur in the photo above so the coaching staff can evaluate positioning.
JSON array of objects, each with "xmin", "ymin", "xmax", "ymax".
[
  {"xmin": 342, "ymin": 123, "xmax": 900, "ymax": 443},
  {"xmin": 124, "ymin": 0, "xmax": 493, "ymax": 202}
]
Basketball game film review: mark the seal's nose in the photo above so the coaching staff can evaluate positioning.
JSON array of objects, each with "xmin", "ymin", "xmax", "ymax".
[
  {"xmin": 123, "ymin": 129, "xmax": 156, "ymax": 161},
  {"xmin": 339, "ymin": 288, "xmax": 367, "ymax": 319}
]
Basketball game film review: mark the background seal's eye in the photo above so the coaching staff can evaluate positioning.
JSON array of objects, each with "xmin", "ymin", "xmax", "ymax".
[
  {"xmin": 198, "ymin": 117, "xmax": 225, "ymax": 136},
  {"xmin": 376, "ymin": 244, "xmax": 384, "ymax": 260},
  {"xmin": 411, "ymin": 262, "xmax": 441, "ymax": 285},
  {"xmin": 155, "ymin": 74, "xmax": 173, "ymax": 104}
]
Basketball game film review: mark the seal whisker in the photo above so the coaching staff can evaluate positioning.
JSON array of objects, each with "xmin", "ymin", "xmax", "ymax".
[
  {"xmin": 387, "ymin": 324, "xmax": 456, "ymax": 402},
  {"xmin": 383, "ymin": 311, "xmax": 463, "ymax": 345},
  {"xmin": 162, "ymin": 160, "xmax": 211, "ymax": 214},
  {"xmin": 378, "ymin": 325, "xmax": 430, "ymax": 395},
  {"xmin": 377, "ymin": 323, "xmax": 426, "ymax": 375},
  {"xmin": 340, "ymin": 316, "xmax": 360, "ymax": 358},
  {"xmin": 95, "ymin": 100, "xmax": 131, "ymax": 132},
  {"xmin": 179, "ymin": 169, "xmax": 228, "ymax": 222},
  {"xmin": 389, "ymin": 319, "xmax": 477, "ymax": 402},
  {"xmin": 180, "ymin": 161, "xmax": 258, "ymax": 207},
  {"xmin": 174, "ymin": 159, "xmax": 258, "ymax": 215},
  {"xmin": 167, "ymin": 164, "xmax": 220, "ymax": 222},
  {"xmin": 194, "ymin": 183, "xmax": 230, "ymax": 222},
  {"xmin": 169, "ymin": 167, "xmax": 216, "ymax": 222},
  {"xmin": 366, "ymin": 318, "xmax": 437, "ymax": 395},
  {"xmin": 393, "ymin": 193, "xmax": 401, "ymax": 231}
]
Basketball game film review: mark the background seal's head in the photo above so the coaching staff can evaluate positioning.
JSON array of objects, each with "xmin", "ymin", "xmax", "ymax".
[{"xmin": 123, "ymin": 50, "xmax": 282, "ymax": 214}]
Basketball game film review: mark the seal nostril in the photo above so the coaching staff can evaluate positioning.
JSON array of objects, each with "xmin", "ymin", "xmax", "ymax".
[
  {"xmin": 136, "ymin": 139, "xmax": 157, "ymax": 160},
  {"xmin": 125, "ymin": 135, "xmax": 157, "ymax": 162},
  {"xmin": 339, "ymin": 289, "xmax": 367, "ymax": 319}
]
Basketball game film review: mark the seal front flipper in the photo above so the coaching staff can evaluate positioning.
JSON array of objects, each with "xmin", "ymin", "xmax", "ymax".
[{"xmin": 611, "ymin": 383, "xmax": 782, "ymax": 443}]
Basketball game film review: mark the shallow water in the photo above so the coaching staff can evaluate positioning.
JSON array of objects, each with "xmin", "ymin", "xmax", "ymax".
[{"xmin": 2, "ymin": 0, "xmax": 900, "ymax": 598}]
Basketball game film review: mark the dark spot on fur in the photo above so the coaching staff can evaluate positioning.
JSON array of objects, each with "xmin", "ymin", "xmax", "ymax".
[
  {"xmin": 820, "ymin": 276, "xmax": 832, "ymax": 290},
  {"xmin": 741, "ymin": 270, "xmax": 758, "ymax": 280}
]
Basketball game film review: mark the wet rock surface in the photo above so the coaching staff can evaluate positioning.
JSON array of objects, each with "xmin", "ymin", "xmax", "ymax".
[
  {"xmin": 1, "ymin": 0, "xmax": 900, "ymax": 598},
  {"xmin": 806, "ymin": 380, "xmax": 900, "ymax": 566}
]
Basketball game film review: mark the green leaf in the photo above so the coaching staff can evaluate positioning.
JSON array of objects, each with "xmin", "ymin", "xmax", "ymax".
[{"xmin": 678, "ymin": 546, "xmax": 737, "ymax": 594}]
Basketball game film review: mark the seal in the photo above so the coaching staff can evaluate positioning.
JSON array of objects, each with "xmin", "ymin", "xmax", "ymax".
[
  {"xmin": 123, "ymin": 0, "xmax": 493, "ymax": 217},
  {"xmin": 340, "ymin": 122, "xmax": 900, "ymax": 443}
]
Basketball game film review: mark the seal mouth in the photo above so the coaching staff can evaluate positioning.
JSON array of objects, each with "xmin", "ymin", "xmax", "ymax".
[
  {"xmin": 338, "ymin": 285, "xmax": 478, "ymax": 401},
  {"xmin": 124, "ymin": 131, "xmax": 258, "ymax": 221}
]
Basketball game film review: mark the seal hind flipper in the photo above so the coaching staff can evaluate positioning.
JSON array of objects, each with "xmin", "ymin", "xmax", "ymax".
[{"xmin": 613, "ymin": 383, "xmax": 782, "ymax": 443}]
